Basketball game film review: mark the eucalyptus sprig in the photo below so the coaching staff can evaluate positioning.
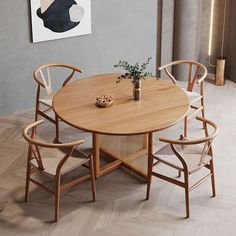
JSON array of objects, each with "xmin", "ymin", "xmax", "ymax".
[{"xmin": 114, "ymin": 57, "xmax": 157, "ymax": 83}]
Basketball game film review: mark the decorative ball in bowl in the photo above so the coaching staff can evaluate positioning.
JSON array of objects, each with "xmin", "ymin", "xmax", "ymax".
[{"xmin": 96, "ymin": 95, "xmax": 113, "ymax": 108}]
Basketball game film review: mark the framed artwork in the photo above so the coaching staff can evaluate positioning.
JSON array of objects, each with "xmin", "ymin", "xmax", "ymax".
[{"xmin": 30, "ymin": 0, "xmax": 91, "ymax": 43}]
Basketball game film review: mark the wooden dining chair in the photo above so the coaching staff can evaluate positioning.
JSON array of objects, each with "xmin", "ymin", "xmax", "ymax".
[
  {"xmin": 33, "ymin": 64, "xmax": 82, "ymax": 142},
  {"xmin": 146, "ymin": 116, "xmax": 219, "ymax": 218},
  {"xmin": 158, "ymin": 60, "xmax": 208, "ymax": 137},
  {"xmin": 22, "ymin": 120, "xmax": 96, "ymax": 222}
]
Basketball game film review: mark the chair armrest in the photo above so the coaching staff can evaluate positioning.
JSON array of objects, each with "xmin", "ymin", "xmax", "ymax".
[
  {"xmin": 159, "ymin": 116, "xmax": 219, "ymax": 145},
  {"xmin": 197, "ymin": 65, "xmax": 208, "ymax": 84},
  {"xmin": 62, "ymin": 67, "xmax": 83, "ymax": 87},
  {"xmin": 158, "ymin": 66, "xmax": 177, "ymax": 84},
  {"xmin": 22, "ymin": 120, "xmax": 85, "ymax": 148},
  {"xmin": 159, "ymin": 135, "xmax": 214, "ymax": 146},
  {"xmin": 33, "ymin": 73, "xmax": 46, "ymax": 88}
]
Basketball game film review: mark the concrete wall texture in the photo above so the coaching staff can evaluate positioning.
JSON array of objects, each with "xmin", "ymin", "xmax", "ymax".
[
  {"xmin": 0, "ymin": 0, "xmax": 157, "ymax": 115},
  {"xmin": 173, "ymin": 0, "xmax": 202, "ymax": 81},
  {"xmin": 226, "ymin": 0, "xmax": 236, "ymax": 81},
  {"xmin": 159, "ymin": 0, "xmax": 235, "ymax": 82},
  {"xmin": 199, "ymin": 0, "xmax": 232, "ymax": 75}
]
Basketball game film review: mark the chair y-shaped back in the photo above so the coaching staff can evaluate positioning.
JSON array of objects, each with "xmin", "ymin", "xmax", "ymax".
[
  {"xmin": 146, "ymin": 116, "xmax": 219, "ymax": 218},
  {"xmin": 33, "ymin": 64, "xmax": 82, "ymax": 142},
  {"xmin": 158, "ymin": 60, "xmax": 208, "ymax": 137},
  {"xmin": 22, "ymin": 120, "xmax": 96, "ymax": 222}
]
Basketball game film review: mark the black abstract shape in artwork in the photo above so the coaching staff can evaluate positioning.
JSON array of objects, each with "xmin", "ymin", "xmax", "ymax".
[{"xmin": 37, "ymin": 0, "xmax": 80, "ymax": 33}]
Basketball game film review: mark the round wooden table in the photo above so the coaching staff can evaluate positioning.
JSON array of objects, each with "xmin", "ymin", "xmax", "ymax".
[{"xmin": 53, "ymin": 73, "xmax": 189, "ymax": 183}]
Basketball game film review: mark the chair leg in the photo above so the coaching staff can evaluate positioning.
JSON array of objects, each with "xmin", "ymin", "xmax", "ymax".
[
  {"xmin": 184, "ymin": 171, "xmax": 190, "ymax": 218},
  {"xmin": 34, "ymin": 110, "xmax": 39, "ymax": 136},
  {"xmin": 184, "ymin": 116, "xmax": 188, "ymax": 137},
  {"xmin": 25, "ymin": 164, "xmax": 31, "ymax": 202},
  {"xmin": 146, "ymin": 173, "xmax": 152, "ymax": 200},
  {"xmin": 55, "ymin": 175, "xmax": 61, "ymax": 222},
  {"xmin": 201, "ymin": 98, "xmax": 205, "ymax": 129},
  {"xmin": 177, "ymin": 170, "xmax": 181, "ymax": 178},
  {"xmin": 209, "ymin": 159, "xmax": 216, "ymax": 197},
  {"xmin": 146, "ymin": 133, "xmax": 154, "ymax": 200},
  {"xmin": 89, "ymin": 156, "xmax": 96, "ymax": 201},
  {"xmin": 25, "ymin": 146, "xmax": 32, "ymax": 202},
  {"xmin": 55, "ymin": 114, "xmax": 60, "ymax": 143},
  {"xmin": 146, "ymin": 152, "xmax": 153, "ymax": 200}
]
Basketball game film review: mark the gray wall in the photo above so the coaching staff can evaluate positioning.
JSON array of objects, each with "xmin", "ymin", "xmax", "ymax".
[
  {"xmin": 226, "ymin": 0, "xmax": 236, "ymax": 82},
  {"xmin": 199, "ymin": 0, "xmax": 231, "ymax": 74},
  {"xmin": 158, "ymin": 0, "xmax": 203, "ymax": 81},
  {"xmin": 199, "ymin": 0, "xmax": 236, "ymax": 81},
  {"xmin": 158, "ymin": 0, "xmax": 236, "ymax": 82},
  {"xmin": 160, "ymin": 0, "xmax": 175, "ymax": 66},
  {"xmin": 173, "ymin": 0, "xmax": 202, "ymax": 62},
  {"xmin": 0, "ymin": 0, "xmax": 157, "ymax": 115},
  {"xmin": 173, "ymin": 0, "xmax": 202, "ymax": 81}
]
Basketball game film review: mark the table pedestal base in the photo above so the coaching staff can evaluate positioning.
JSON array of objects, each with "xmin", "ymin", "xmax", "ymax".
[{"xmin": 93, "ymin": 133, "xmax": 149, "ymax": 180}]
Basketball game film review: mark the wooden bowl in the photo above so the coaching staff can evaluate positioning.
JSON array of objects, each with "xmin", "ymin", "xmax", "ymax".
[{"xmin": 96, "ymin": 95, "xmax": 113, "ymax": 108}]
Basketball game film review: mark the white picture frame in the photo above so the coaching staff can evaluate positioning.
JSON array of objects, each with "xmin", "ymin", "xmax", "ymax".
[{"xmin": 30, "ymin": 0, "xmax": 91, "ymax": 43}]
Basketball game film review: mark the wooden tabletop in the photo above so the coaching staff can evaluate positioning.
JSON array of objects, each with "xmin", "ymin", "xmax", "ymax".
[{"xmin": 53, "ymin": 73, "xmax": 190, "ymax": 135}]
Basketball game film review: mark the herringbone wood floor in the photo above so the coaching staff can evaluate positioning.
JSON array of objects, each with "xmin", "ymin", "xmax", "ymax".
[{"xmin": 0, "ymin": 80, "xmax": 236, "ymax": 236}]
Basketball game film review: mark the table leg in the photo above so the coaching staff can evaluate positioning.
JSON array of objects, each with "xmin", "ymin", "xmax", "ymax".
[
  {"xmin": 146, "ymin": 132, "xmax": 154, "ymax": 200},
  {"xmin": 143, "ymin": 134, "xmax": 148, "ymax": 150},
  {"xmin": 92, "ymin": 133, "xmax": 100, "ymax": 178}
]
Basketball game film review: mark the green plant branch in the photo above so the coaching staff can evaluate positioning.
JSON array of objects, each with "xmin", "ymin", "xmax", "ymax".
[{"xmin": 114, "ymin": 57, "xmax": 157, "ymax": 83}]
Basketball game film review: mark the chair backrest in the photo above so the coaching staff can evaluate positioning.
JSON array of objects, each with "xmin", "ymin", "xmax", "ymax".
[
  {"xmin": 22, "ymin": 120, "xmax": 84, "ymax": 172},
  {"xmin": 33, "ymin": 64, "xmax": 82, "ymax": 95},
  {"xmin": 159, "ymin": 116, "xmax": 219, "ymax": 166},
  {"xmin": 158, "ymin": 60, "xmax": 208, "ymax": 92}
]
